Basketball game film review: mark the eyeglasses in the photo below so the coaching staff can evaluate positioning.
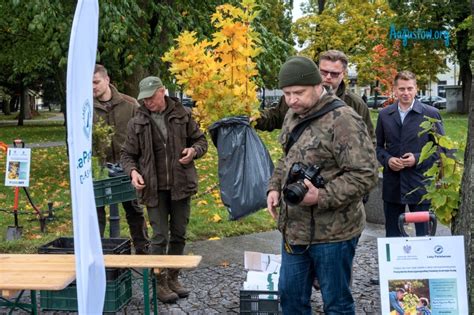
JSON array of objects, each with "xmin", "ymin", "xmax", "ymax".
[{"xmin": 320, "ymin": 69, "xmax": 342, "ymax": 78}]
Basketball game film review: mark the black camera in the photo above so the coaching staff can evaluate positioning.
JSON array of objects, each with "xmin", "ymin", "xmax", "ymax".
[{"xmin": 283, "ymin": 162, "xmax": 325, "ymax": 205}]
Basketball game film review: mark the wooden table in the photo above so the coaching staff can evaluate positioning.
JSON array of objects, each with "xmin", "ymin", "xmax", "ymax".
[{"xmin": 0, "ymin": 254, "xmax": 202, "ymax": 315}]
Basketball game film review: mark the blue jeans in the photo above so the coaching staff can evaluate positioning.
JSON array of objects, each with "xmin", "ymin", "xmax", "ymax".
[{"xmin": 279, "ymin": 237, "xmax": 359, "ymax": 315}]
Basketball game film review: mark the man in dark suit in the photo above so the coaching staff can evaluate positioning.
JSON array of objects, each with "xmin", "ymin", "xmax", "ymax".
[{"xmin": 376, "ymin": 71, "xmax": 445, "ymax": 237}]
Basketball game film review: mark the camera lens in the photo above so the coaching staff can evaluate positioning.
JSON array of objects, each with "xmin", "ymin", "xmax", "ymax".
[{"xmin": 283, "ymin": 182, "xmax": 308, "ymax": 205}]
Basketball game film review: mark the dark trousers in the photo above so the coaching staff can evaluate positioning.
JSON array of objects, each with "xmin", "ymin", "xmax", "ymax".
[
  {"xmin": 97, "ymin": 199, "xmax": 149, "ymax": 252},
  {"xmin": 147, "ymin": 190, "xmax": 191, "ymax": 255},
  {"xmin": 383, "ymin": 201, "xmax": 430, "ymax": 237}
]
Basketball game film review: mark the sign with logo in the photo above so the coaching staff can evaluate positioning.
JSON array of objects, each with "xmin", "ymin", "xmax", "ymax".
[
  {"xmin": 5, "ymin": 148, "xmax": 31, "ymax": 187},
  {"xmin": 377, "ymin": 236, "xmax": 468, "ymax": 315}
]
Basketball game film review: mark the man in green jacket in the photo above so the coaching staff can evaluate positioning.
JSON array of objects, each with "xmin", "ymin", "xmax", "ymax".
[
  {"xmin": 121, "ymin": 76, "xmax": 208, "ymax": 303},
  {"xmin": 255, "ymin": 50, "xmax": 375, "ymax": 142},
  {"xmin": 92, "ymin": 64, "xmax": 149, "ymax": 254},
  {"xmin": 267, "ymin": 56, "xmax": 377, "ymax": 314}
]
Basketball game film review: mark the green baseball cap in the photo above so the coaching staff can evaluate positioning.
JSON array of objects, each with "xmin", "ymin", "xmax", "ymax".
[{"xmin": 137, "ymin": 76, "xmax": 163, "ymax": 100}]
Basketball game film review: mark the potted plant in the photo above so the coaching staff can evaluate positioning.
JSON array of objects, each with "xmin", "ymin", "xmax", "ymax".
[{"xmin": 162, "ymin": 0, "xmax": 274, "ymax": 220}]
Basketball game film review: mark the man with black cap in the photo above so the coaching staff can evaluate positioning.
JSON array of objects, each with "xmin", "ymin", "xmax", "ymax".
[
  {"xmin": 120, "ymin": 76, "xmax": 208, "ymax": 303},
  {"xmin": 267, "ymin": 56, "xmax": 377, "ymax": 314}
]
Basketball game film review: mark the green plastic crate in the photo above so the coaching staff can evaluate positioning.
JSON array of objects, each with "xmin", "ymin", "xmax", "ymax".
[
  {"xmin": 240, "ymin": 290, "xmax": 282, "ymax": 314},
  {"xmin": 40, "ymin": 269, "xmax": 132, "ymax": 313},
  {"xmin": 93, "ymin": 175, "xmax": 136, "ymax": 207}
]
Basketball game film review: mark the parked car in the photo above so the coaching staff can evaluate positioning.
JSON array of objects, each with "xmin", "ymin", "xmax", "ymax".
[
  {"xmin": 181, "ymin": 97, "xmax": 195, "ymax": 108},
  {"xmin": 419, "ymin": 96, "xmax": 446, "ymax": 109},
  {"xmin": 366, "ymin": 96, "xmax": 389, "ymax": 108},
  {"xmin": 432, "ymin": 99, "xmax": 446, "ymax": 109}
]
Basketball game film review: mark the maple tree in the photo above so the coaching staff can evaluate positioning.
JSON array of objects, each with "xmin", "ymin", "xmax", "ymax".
[
  {"xmin": 163, "ymin": 0, "xmax": 262, "ymax": 129},
  {"xmin": 357, "ymin": 40, "xmax": 400, "ymax": 95},
  {"xmin": 293, "ymin": 0, "xmax": 394, "ymax": 67}
]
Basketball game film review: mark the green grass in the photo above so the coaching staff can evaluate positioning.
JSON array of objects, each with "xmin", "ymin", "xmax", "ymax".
[
  {"xmin": 0, "ymin": 111, "xmax": 467, "ymax": 253},
  {"xmin": 0, "ymin": 124, "xmax": 66, "ymax": 144},
  {"xmin": 0, "ymin": 111, "xmax": 62, "ymax": 121}
]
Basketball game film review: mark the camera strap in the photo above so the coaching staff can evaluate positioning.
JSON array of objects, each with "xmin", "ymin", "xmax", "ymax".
[{"xmin": 285, "ymin": 99, "xmax": 345, "ymax": 155}]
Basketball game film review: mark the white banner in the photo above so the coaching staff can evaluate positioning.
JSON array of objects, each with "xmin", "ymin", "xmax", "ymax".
[
  {"xmin": 66, "ymin": 0, "xmax": 105, "ymax": 314},
  {"xmin": 377, "ymin": 236, "xmax": 468, "ymax": 315}
]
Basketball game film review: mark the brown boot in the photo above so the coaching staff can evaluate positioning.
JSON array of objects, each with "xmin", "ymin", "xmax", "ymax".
[
  {"xmin": 156, "ymin": 271, "xmax": 178, "ymax": 303},
  {"xmin": 167, "ymin": 269, "xmax": 190, "ymax": 298}
]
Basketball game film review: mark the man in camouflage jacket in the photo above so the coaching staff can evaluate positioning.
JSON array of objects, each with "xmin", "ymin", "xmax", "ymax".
[
  {"xmin": 255, "ymin": 50, "xmax": 375, "ymax": 143},
  {"xmin": 267, "ymin": 56, "xmax": 377, "ymax": 314}
]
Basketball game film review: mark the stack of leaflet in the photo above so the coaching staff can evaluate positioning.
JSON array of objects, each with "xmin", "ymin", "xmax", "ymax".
[{"xmin": 242, "ymin": 251, "xmax": 281, "ymax": 291}]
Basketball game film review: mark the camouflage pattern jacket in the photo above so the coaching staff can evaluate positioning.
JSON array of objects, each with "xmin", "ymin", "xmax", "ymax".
[
  {"xmin": 268, "ymin": 92, "xmax": 378, "ymax": 245},
  {"xmin": 255, "ymin": 82, "xmax": 375, "ymax": 144}
]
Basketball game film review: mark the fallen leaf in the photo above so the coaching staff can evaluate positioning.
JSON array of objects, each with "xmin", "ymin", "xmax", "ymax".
[{"xmin": 211, "ymin": 214, "xmax": 222, "ymax": 223}]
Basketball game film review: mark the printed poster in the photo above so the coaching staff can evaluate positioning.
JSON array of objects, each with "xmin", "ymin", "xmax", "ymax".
[
  {"xmin": 4, "ymin": 147, "xmax": 31, "ymax": 187},
  {"xmin": 377, "ymin": 236, "xmax": 468, "ymax": 315}
]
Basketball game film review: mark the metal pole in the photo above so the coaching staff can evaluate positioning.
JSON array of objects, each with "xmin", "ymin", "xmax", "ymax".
[{"xmin": 109, "ymin": 203, "xmax": 120, "ymax": 238}]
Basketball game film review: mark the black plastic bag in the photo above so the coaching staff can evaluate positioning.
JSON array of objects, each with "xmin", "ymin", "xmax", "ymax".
[{"xmin": 208, "ymin": 116, "xmax": 274, "ymax": 220}]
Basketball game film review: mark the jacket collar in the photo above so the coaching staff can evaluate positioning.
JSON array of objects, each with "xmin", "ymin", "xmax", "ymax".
[
  {"xmin": 386, "ymin": 99, "xmax": 424, "ymax": 126},
  {"xmin": 136, "ymin": 96, "xmax": 186, "ymax": 119},
  {"xmin": 336, "ymin": 80, "xmax": 346, "ymax": 98},
  {"xmin": 93, "ymin": 84, "xmax": 123, "ymax": 109},
  {"xmin": 387, "ymin": 99, "xmax": 424, "ymax": 114}
]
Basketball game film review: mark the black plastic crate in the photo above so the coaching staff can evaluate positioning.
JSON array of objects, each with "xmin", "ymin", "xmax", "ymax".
[
  {"xmin": 38, "ymin": 237, "xmax": 131, "ymax": 255},
  {"xmin": 93, "ymin": 175, "xmax": 136, "ymax": 207},
  {"xmin": 38, "ymin": 237, "xmax": 131, "ymax": 281},
  {"xmin": 40, "ymin": 268, "xmax": 132, "ymax": 313},
  {"xmin": 240, "ymin": 290, "xmax": 281, "ymax": 314}
]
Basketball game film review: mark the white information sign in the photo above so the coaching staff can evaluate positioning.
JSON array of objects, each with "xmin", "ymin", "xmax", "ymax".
[
  {"xmin": 377, "ymin": 236, "xmax": 468, "ymax": 315},
  {"xmin": 4, "ymin": 148, "xmax": 31, "ymax": 187}
]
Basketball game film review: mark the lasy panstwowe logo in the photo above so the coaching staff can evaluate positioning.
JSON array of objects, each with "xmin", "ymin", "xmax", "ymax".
[{"xmin": 82, "ymin": 99, "xmax": 92, "ymax": 139}]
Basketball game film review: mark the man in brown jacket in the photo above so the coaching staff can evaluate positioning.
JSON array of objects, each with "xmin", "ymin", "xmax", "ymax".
[
  {"xmin": 92, "ymin": 64, "xmax": 149, "ymax": 254},
  {"xmin": 121, "ymin": 76, "xmax": 208, "ymax": 303}
]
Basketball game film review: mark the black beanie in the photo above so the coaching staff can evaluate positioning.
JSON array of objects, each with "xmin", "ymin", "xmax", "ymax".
[{"xmin": 278, "ymin": 56, "xmax": 322, "ymax": 89}]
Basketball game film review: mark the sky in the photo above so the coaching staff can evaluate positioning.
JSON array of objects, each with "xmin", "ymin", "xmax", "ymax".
[{"xmin": 292, "ymin": 0, "xmax": 305, "ymax": 22}]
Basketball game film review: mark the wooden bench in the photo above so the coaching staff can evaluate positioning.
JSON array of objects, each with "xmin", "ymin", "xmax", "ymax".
[{"xmin": 0, "ymin": 254, "xmax": 202, "ymax": 315}]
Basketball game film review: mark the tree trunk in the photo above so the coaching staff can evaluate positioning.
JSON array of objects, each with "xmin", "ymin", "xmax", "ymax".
[
  {"xmin": 3, "ymin": 97, "xmax": 12, "ymax": 115},
  {"xmin": 456, "ymin": 26, "xmax": 472, "ymax": 114},
  {"xmin": 451, "ymin": 61, "xmax": 474, "ymax": 312},
  {"xmin": 123, "ymin": 65, "xmax": 147, "ymax": 99},
  {"xmin": 23, "ymin": 89, "xmax": 32, "ymax": 120},
  {"xmin": 18, "ymin": 83, "xmax": 24, "ymax": 126}
]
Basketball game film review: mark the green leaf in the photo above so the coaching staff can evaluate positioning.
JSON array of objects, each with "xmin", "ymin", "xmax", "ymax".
[{"xmin": 419, "ymin": 141, "xmax": 435, "ymax": 164}]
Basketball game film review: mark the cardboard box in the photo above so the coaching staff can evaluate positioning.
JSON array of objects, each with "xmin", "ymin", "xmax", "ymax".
[{"xmin": 244, "ymin": 251, "xmax": 281, "ymax": 273}]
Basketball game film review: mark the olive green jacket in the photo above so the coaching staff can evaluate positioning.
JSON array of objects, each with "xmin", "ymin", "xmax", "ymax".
[{"xmin": 93, "ymin": 85, "xmax": 138, "ymax": 164}]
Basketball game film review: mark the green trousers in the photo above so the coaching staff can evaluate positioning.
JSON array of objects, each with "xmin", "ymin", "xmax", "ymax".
[{"xmin": 147, "ymin": 190, "xmax": 191, "ymax": 255}]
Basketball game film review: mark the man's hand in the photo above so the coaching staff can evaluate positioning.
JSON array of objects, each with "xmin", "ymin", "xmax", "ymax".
[
  {"xmin": 267, "ymin": 190, "xmax": 280, "ymax": 220},
  {"xmin": 131, "ymin": 169, "xmax": 146, "ymax": 191},
  {"xmin": 179, "ymin": 147, "xmax": 196, "ymax": 165},
  {"xmin": 400, "ymin": 152, "xmax": 415, "ymax": 167},
  {"xmin": 388, "ymin": 157, "xmax": 405, "ymax": 171},
  {"xmin": 300, "ymin": 179, "xmax": 319, "ymax": 206}
]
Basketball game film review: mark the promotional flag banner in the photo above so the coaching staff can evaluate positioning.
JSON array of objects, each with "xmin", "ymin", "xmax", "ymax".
[{"xmin": 66, "ymin": 0, "xmax": 105, "ymax": 313}]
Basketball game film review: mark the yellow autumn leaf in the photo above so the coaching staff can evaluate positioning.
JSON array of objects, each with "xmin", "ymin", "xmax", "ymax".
[
  {"xmin": 197, "ymin": 200, "xmax": 208, "ymax": 206},
  {"xmin": 211, "ymin": 214, "xmax": 222, "ymax": 223},
  {"xmin": 208, "ymin": 236, "xmax": 221, "ymax": 240}
]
